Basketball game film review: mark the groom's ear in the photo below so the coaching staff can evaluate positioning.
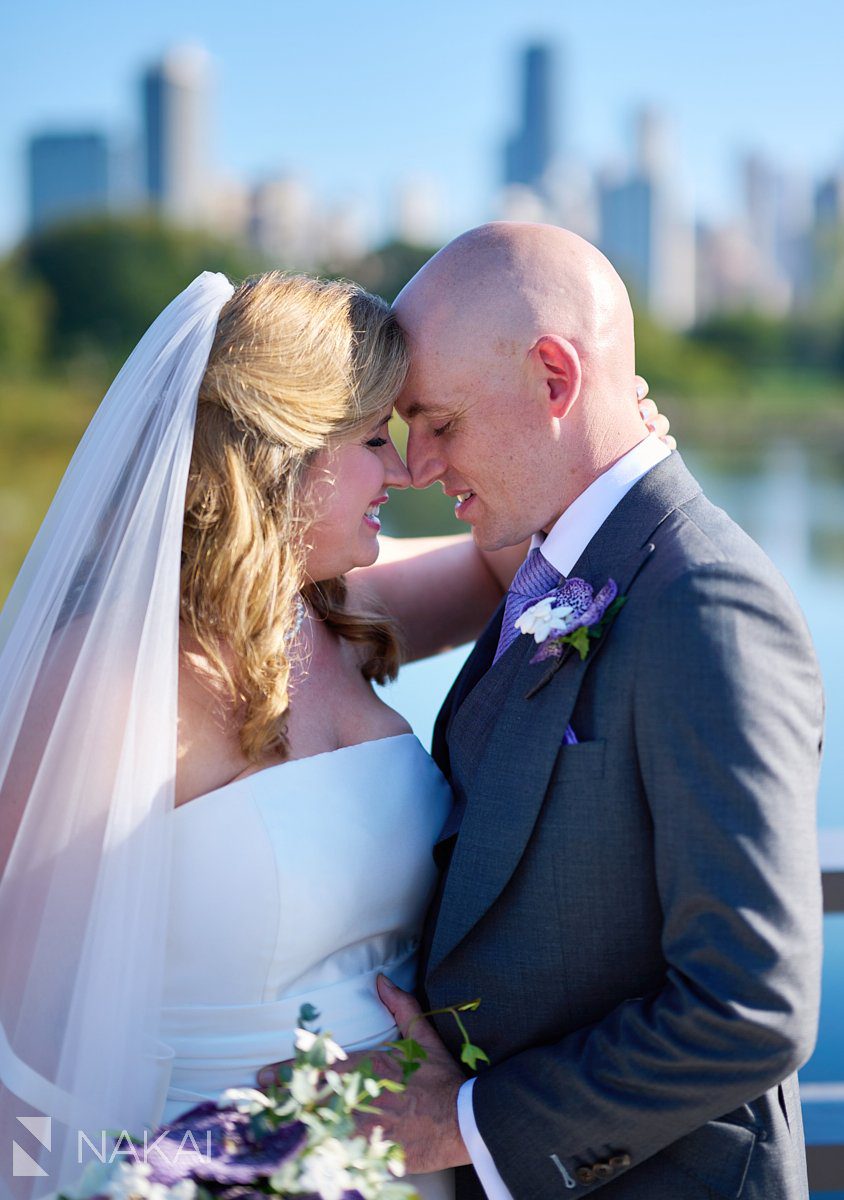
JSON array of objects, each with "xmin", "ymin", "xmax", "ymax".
[{"xmin": 531, "ymin": 336, "xmax": 582, "ymax": 419}]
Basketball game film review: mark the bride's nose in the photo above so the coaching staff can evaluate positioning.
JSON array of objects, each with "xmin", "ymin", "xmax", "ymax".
[{"xmin": 383, "ymin": 442, "xmax": 412, "ymax": 490}]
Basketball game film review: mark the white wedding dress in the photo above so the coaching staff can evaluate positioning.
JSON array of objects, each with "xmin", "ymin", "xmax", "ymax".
[{"xmin": 161, "ymin": 731, "xmax": 455, "ymax": 1200}]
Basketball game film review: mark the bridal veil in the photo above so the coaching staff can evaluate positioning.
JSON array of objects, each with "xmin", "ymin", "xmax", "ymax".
[{"xmin": 0, "ymin": 271, "xmax": 235, "ymax": 1198}]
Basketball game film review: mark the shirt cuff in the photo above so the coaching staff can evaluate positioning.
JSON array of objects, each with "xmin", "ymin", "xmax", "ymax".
[{"xmin": 457, "ymin": 1077, "xmax": 515, "ymax": 1200}]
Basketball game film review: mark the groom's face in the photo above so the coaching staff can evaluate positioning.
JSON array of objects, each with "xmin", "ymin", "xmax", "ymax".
[{"xmin": 396, "ymin": 348, "xmax": 553, "ymax": 551}]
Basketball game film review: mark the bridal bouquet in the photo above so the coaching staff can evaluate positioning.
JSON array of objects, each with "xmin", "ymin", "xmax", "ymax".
[{"xmin": 64, "ymin": 1002, "xmax": 485, "ymax": 1200}]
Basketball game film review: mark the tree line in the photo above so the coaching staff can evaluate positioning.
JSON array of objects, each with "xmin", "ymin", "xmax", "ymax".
[{"xmin": 2, "ymin": 214, "xmax": 844, "ymax": 397}]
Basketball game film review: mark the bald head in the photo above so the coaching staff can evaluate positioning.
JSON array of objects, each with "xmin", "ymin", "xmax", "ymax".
[
  {"xmin": 394, "ymin": 222, "xmax": 635, "ymax": 400},
  {"xmin": 393, "ymin": 223, "xmax": 647, "ymax": 550}
]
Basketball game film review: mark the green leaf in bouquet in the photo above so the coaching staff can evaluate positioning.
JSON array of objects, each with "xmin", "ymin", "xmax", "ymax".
[
  {"xmin": 386, "ymin": 1035, "xmax": 429, "ymax": 1084},
  {"xmin": 298, "ymin": 1002, "xmax": 320, "ymax": 1026},
  {"xmin": 388, "ymin": 1036, "xmax": 428, "ymax": 1064},
  {"xmin": 460, "ymin": 1041, "xmax": 491, "ymax": 1071},
  {"xmin": 454, "ymin": 998, "xmax": 482, "ymax": 1013},
  {"xmin": 378, "ymin": 1077, "xmax": 406, "ymax": 1093},
  {"xmin": 273, "ymin": 1062, "xmax": 293, "ymax": 1086}
]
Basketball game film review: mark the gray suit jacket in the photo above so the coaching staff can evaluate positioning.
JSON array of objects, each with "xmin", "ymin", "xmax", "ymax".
[{"xmin": 423, "ymin": 453, "xmax": 824, "ymax": 1199}]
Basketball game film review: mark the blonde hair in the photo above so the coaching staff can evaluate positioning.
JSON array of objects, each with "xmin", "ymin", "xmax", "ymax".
[{"xmin": 180, "ymin": 271, "xmax": 408, "ymax": 761}]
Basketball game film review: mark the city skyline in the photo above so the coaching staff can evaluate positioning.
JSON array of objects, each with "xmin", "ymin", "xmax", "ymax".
[
  {"xmin": 20, "ymin": 36, "xmax": 844, "ymax": 329},
  {"xmin": 5, "ymin": 0, "xmax": 844, "ymax": 255}
]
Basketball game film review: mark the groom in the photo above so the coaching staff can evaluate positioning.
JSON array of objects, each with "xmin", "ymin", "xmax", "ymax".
[{"xmin": 371, "ymin": 223, "xmax": 825, "ymax": 1199}]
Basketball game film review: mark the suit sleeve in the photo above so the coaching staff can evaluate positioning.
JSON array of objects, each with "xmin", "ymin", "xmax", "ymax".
[{"xmin": 470, "ymin": 560, "xmax": 825, "ymax": 1194}]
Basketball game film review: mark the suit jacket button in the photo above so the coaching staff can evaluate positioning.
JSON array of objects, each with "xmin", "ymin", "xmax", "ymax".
[
  {"xmin": 609, "ymin": 1153, "xmax": 631, "ymax": 1169},
  {"xmin": 575, "ymin": 1167, "xmax": 596, "ymax": 1184},
  {"xmin": 593, "ymin": 1163, "xmax": 613, "ymax": 1179}
]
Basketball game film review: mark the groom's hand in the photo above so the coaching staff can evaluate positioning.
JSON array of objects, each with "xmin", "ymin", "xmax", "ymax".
[
  {"xmin": 355, "ymin": 974, "xmax": 470, "ymax": 1173},
  {"xmin": 254, "ymin": 976, "xmax": 472, "ymax": 1173}
]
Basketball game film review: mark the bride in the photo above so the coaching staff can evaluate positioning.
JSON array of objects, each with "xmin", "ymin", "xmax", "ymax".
[{"xmin": 0, "ymin": 270, "xmax": 669, "ymax": 1200}]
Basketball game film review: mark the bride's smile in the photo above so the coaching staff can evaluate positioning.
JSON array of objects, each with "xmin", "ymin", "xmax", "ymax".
[{"xmin": 303, "ymin": 409, "xmax": 410, "ymax": 579}]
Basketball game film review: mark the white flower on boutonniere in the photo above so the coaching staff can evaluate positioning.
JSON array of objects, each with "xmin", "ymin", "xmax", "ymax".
[{"xmin": 514, "ymin": 597, "xmax": 577, "ymax": 643}]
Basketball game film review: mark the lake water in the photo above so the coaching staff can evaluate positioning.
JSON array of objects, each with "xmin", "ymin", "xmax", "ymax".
[{"xmin": 377, "ymin": 442, "xmax": 844, "ymax": 1187}]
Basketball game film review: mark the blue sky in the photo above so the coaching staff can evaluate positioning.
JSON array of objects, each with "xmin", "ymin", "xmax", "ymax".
[{"xmin": 3, "ymin": 0, "xmax": 843, "ymax": 250}]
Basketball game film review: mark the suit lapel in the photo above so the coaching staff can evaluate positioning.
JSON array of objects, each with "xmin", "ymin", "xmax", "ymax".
[
  {"xmin": 430, "ymin": 597, "xmax": 505, "ymax": 781},
  {"xmin": 428, "ymin": 539, "xmax": 655, "ymax": 972},
  {"xmin": 428, "ymin": 452, "xmax": 703, "ymax": 973},
  {"xmin": 447, "ymin": 604, "xmax": 521, "ymax": 750},
  {"xmin": 448, "ymin": 598, "xmax": 505, "ymax": 722}
]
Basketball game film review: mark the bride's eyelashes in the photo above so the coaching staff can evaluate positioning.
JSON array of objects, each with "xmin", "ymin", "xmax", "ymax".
[{"xmin": 365, "ymin": 412, "xmax": 394, "ymax": 449}]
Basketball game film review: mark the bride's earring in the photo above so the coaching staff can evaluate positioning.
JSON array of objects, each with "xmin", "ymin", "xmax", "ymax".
[{"xmin": 286, "ymin": 595, "xmax": 307, "ymax": 643}]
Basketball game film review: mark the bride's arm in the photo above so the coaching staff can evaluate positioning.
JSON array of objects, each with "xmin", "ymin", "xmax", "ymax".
[{"xmin": 348, "ymin": 534, "xmax": 527, "ymax": 663}]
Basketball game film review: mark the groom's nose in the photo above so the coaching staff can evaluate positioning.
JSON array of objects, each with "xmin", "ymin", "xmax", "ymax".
[{"xmin": 406, "ymin": 429, "xmax": 446, "ymax": 490}]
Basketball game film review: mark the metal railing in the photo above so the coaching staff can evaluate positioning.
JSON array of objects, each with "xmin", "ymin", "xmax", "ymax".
[
  {"xmin": 821, "ymin": 830, "xmax": 844, "ymax": 914},
  {"xmin": 806, "ymin": 830, "xmax": 843, "ymax": 1193}
]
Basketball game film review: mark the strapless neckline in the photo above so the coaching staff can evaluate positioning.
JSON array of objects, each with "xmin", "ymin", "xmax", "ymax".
[{"xmin": 174, "ymin": 730, "xmax": 418, "ymax": 815}]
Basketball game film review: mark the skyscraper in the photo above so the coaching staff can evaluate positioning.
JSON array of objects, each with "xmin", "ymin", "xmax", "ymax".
[
  {"xmin": 815, "ymin": 173, "xmax": 844, "ymax": 228},
  {"xmin": 599, "ymin": 174, "xmax": 656, "ymax": 307},
  {"xmin": 741, "ymin": 153, "xmax": 787, "ymax": 295},
  {"xmin": 28, "ymin": 132, "xmax": 110, "ymax": 233},
  {"xmin": 598, "ymin": 109, "xmax": 695, "ymax": 329},
  {"xmin": 141, "ymin": 46, "xmax": 209, "ymax": 223},
  {"xmin": 738, "ymin": 153, "xmax": 813, "ymax": 311},
  {"xmin": 810, "ymin": 173, "xmax": 844, "ymax": 307},
  {"xmin": 503, "ymin": 44, "xmax": 558, "ymax": 195},
  {"xmin": 250, "ymin": 176, "xmax": 318, "ymax": 267}
]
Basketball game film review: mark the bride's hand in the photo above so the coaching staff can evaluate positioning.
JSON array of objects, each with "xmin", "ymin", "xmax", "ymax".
[{"xmin": 636, "ymin": 375, "xmax": 676, "ymax": 450}]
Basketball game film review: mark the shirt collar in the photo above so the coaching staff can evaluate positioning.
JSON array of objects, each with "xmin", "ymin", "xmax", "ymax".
[{"xmin": 531, "ymin": 435, "xmax": 672, "ymax": 578}]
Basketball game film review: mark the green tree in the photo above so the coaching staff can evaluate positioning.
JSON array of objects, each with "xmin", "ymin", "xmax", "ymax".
[
  {"xmin": 0, "ymin": 257, "xmax": 50, "ymax": 371},
  {"xmin": 690, "ymin": 310, "xmax": 794, "ymax": 369},
  {"xmin": 343, "ymin": 239, "xmax": 440, "ymax": 304},
  {"xmin": 633, "ymin": 309, "xmax": 736, "ymax": 399},
  {"xmin": 691, "ymin": 307, "xmax": 844, "ymax": 379},
  {"xmin": 23, "ymin": 215, "xmax": 262, "ymax": 364}
]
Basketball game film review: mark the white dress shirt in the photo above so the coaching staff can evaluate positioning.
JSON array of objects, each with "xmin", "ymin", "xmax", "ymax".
[{"xmin": 456, "ymin": 435, "xmax": 671, "ymax": 1200}]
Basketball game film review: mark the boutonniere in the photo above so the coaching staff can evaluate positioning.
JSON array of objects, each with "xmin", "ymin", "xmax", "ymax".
[{"xmin": 515, "ymin": 578, "xmax": 627, "ymax": 664}]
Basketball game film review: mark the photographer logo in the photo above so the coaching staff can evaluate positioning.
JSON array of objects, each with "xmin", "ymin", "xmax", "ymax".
[{"xmin": 12, "ymin": 1116, "xmax": 51, "ymax": 1177}]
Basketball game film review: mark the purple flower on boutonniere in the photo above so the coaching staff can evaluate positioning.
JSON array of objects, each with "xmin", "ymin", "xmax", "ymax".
[{"xmin": 515, "ymin": 577, "xmax": 627, "ymax": 664}]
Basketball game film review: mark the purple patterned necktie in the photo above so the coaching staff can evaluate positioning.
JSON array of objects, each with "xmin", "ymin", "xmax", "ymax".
[{"xmin": 493, "ymin": 547, "xmax": 562, "ymax": 665}]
